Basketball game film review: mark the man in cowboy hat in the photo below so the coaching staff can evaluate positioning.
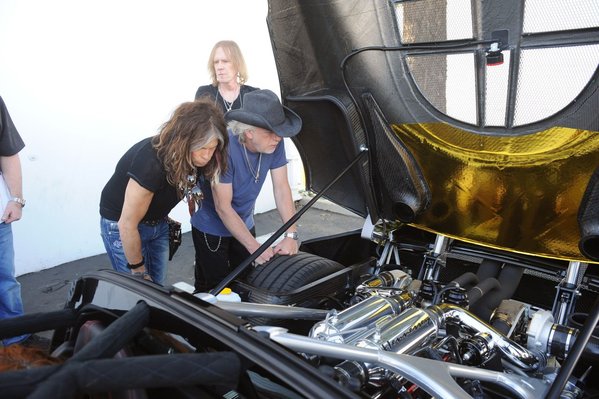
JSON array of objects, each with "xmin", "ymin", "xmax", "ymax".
[{"xmin": 190, "ymin": 89, "xmax": 302, "ymax": 292}]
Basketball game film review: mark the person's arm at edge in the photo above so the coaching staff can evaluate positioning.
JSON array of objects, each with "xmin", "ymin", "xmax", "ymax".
[
  {"xmin": 0, "ymin": 154, "xmax": 23, "ymax": 223},
  {"xmin": 118, "ymin": 178, "xmax": 153, "ymax": 274},
  {"xmin": 271, "ymin": 165, "xmax": 299, "ymax": 256}
]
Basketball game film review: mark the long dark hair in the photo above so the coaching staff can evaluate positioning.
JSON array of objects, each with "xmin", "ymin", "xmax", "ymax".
[{"xmin": 153, "ymin": 99, "xmax": 228, "ymax": 198}]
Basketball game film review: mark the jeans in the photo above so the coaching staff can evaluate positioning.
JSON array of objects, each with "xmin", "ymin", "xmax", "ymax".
[
  {"xmin": 0, "ymin": 222, "xmax": 29, "ymax": 346},
  {"xmin": 100, "ymin": 217, "xmax": 169, "ymax": 285}
]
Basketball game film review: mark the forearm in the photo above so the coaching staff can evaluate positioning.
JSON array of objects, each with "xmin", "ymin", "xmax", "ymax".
[
  {"xmin": 274, "ymin": 183, "xmax": 297, "ymax": 232},
  {"xmin": 0, "ymin": 155, "xmax": 23, "ymax": 197},
  {"xmin": 216, "ymin": 206, "xmax": 260, "ymax": 252},
  {"xmin": 117, "ymin": 219, "xmax": 144, "ymax": 267},
  {"xmin": 117, "ymin": 179, "xmax": 153, "ymax": 271},
  {"xmin": 1, "ymin": 155, "xmax": 24, "ymax": 223}
]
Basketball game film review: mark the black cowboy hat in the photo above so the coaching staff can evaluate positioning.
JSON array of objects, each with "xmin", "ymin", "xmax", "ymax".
[{"xmin": 225, "ymin": 89, "xmax": 302, "ymax": 137}]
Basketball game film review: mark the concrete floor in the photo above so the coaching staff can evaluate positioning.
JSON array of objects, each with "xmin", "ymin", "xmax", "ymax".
[{"xmin": 18, "ymin": 198, "xmax": 365, "ymax": 317}]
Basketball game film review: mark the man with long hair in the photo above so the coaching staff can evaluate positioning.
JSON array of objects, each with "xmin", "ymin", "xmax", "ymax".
[{"xmin": 100, "ymin": 99, "xmax": 228, "ymax": 285}]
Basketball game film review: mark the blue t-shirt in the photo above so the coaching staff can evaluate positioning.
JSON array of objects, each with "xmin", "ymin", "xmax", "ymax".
[{"xmin": 190, "ymin": 130, "xmax": 287, "ymax": 236}]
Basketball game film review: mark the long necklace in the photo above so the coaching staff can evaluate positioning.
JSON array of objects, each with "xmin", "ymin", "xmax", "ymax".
[
  {"xmin": 243, "ymin": 144, "xmax": 262, "ymax": 183},
  {"xmin": 222, "ymin": 97, "xmax": 234, "ymax": 112},
  {"xmin": 217, "ymin": 86, "xmax": 240, "ymax": 112}
]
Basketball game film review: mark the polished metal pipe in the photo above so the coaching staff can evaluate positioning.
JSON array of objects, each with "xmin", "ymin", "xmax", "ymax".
[
  {"xmin": 310, "ymin": 293, "xmax": 412, "ymax": 344},
  {"xmin": 356, "ymin": 307, "xmax": 438, "ymax": 354},
  {"xmin": 262, "ymin": 328, "xmax": 549, "ymax": 399},
  {"xmin": 435, "ymin": 303, "xmax": 542, "ymax": 371},
  {"xmin": 215, "ymin": 301, "xmax": 329, "ymax": 320}
]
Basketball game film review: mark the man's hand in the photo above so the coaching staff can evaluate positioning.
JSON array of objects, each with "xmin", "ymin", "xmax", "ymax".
[
  {"xmin": 1, "ymin": 201, "xmax": 22, "ymax": 224},
  {"xmin": 250, "ymin": 243, "xmax": 275, "ymax": 265},
  {"xmin": 131, "ymin": 266, "xmax": 153, "ymax": 282},
  {"xmin": 273, "ymin": 237, "xmax": 299, "ymax": 256}
]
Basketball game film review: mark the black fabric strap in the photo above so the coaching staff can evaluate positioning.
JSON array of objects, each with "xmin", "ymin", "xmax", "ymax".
[{"xmin": 126, "ymin": 256, "xmax": 145, "ymax": 269}]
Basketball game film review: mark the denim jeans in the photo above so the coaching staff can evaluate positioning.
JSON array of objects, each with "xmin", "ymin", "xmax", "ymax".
[
  {"xmin": 100, "ymin": 217, "xmax": 169, "ymax": 285},
  {"xmin": 0, "ymin": 222, "xmax": 29, "ymax": 345}
]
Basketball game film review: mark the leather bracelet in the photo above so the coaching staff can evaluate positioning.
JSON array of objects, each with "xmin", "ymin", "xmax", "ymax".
[{"xmin": 126, "ymin": 256, "xmax": 145, "ymax": 269}]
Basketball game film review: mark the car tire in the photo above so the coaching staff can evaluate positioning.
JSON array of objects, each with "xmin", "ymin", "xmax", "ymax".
[
  {"xmin": 240, "ymin": 252, "xmax": 346, "ymax": 327},
  {"xmin": 244, "ymin": 251, "xmax": 345, "ymax": 293}
]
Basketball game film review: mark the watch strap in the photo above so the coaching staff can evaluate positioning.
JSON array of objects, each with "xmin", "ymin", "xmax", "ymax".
[
  {"xmin": 10, "ymin": 197, "xmax": 26, "ymax": 208},
  {"xmin": 284, "ymin": 231, "xmax": 299, "ymax": 240},
  {"xmin": 127, "ymin": 256, "xmax": 145, "ymax": 269}
]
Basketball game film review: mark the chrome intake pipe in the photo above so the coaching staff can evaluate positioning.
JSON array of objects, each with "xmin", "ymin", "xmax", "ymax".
[
  {"xmin": 355, "ymin": 307, "xmax": 438, "ymax": 354},
  {"xmin": 214, "ymin": 301, "xmax": 330, "ymax": 320},
  {"xmin": 261, "ymin": 327, "xmax": 550, "ymax": 399},
  {"xmin": 333, "ymin": 306, "xmax": 440, "ymax": 388},
  {"xmin": 310, "ymin": 292, "xmax": 413, "ymax": 344},
  {"xmin": 433, "ymin": 303, "xmax": 543, "ymax": 371}
]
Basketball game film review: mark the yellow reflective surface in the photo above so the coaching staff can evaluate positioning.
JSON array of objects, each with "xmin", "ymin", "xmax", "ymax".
[{"xmin": 392, "ymin": 123, "xmax": 599, "ymax": 263}]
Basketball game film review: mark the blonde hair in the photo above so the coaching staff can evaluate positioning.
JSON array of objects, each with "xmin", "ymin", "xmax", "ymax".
[
  {"xmin": 153, "ymin": 99, "xmax": 228, "ymax": 197},
  {"xmin": 208, "ymin": 40, "xmax": 249, "ymax": 86}
]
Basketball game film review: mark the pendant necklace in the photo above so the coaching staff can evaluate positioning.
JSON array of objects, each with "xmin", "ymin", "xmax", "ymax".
[
  {"xmin": 243, "ymin": 144, "xmax": 262, "ymax": 183},
  {"xmin": 222, "ymin": 97, "xmax": 234, "ymax": 112},
  {"xmin": 218, "ymin": 86, "xmax": 240, "ymax": 112}
]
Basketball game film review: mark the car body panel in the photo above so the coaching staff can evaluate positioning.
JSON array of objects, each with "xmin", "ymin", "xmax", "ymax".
[{"xmin": 267, "ymin": 0, "xmax": 599, "ymax": 263}]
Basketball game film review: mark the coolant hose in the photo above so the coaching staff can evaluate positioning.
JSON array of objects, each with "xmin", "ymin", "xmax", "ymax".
[
  {"xmin": 467, "ymin": 278, "xmax": 500, "ymax": 307},
  {"xmin": 546, "ymin": 296, "xmax": 599, "ymax": 399},
  {"xmin": 470, "ymin": 264, "xmax": 523, "ymax": 322},
  {"xmin": 451, "ymin": 272, "xmax": 479, "ymax": 288},
  {"xmin": 475, "ymin": 259, "xmax": 502, "ymax": 281}
]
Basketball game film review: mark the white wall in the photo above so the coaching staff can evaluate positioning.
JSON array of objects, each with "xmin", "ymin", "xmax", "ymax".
[{"xmin": 0, "ymin": 0, "xmax": 302, "ymax": 275}]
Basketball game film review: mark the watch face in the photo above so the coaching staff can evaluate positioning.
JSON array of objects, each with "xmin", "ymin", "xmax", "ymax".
[
  {"xmin": 286, "ymin": 232, "xmax": 298, "ymax": 240},
  {"xmin": 12, "ymin": 197, "xmax": 25, "ymax": 207}
]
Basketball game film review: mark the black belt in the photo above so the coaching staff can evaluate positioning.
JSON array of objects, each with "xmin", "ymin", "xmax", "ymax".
[{"xmin": 140, "ymin": 218, "xmax": 165, "ymax": 226}]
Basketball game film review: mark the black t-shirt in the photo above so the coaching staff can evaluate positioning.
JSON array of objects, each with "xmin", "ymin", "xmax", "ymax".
[
  {"xmin": 194, "ymin": 84, "xmax": 259, "ymax": 114},
  {"xmin": 99, "ymin": 137, "xmax": 180, "ymax": 222},
  {"xmin": 0, "ymin": 96, "xmax": 25, "ymax": 156}
]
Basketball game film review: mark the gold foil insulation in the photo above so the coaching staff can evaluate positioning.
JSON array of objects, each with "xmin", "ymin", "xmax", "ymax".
[{"xmin": 392, "ymin": 123, "xmax": 599, "ymax": 263}]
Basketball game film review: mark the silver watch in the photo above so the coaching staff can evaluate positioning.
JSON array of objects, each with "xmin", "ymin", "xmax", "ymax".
[
  {"xmin": 10, "ymin": 197, "xmax": 26, "ymax": 208},
  {"xmin": 284, "ymin": 231, "xmax": 299, "ymax": 240}
]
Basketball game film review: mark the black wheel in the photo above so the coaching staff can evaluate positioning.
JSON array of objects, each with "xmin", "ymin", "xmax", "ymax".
[
  {"xmin": 238, "ymin": 252, "xmax": 347, "ymax": 329},
  {"xmin": 244, "ymin": 251, "xmax": 345, "ymax": 294}
]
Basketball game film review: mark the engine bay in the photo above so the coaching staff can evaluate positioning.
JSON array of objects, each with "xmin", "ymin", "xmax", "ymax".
[{"xmin": 233, "ymin": 222, "xmax": 599, "ymax": 399}]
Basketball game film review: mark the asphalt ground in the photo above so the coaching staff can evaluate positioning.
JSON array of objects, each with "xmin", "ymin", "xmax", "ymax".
[{"xmin": 18, "ymin": 198, "xmax": 365, "ymax": 318}]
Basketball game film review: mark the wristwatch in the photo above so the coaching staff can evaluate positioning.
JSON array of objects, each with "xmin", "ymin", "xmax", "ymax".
[
  {"xmin": 10, "ymin": 197, "xmax": 26, "ymax": 208},
  {"xmin": 284, "ymin": 231, "xmax": 299, "ymax": 240}
]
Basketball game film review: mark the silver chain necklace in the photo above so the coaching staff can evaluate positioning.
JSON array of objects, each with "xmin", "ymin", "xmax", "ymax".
[
  {"xmin": 216, "ymin": 86, "xmax": 241, "ymax": 113},
  {"xmin": 222, "ymin": 97, "xmax": 234, "ymax": 112},
  {"xmin": 243, "ymin": 144, "xmax": 262, "ymax": 183}
]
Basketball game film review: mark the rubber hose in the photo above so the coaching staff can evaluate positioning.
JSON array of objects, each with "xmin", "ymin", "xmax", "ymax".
[
  {"xmin": 469, "ymin": 264, "xmax": 523, "ymax": 322},
  {"xmin": 451, "ymin": 272, "xmax": 479, "ymax": 289},
  {"xmin": 475, "ymin": 259, "xmax": 502, "ymax": 281},
  {"xmin": 467, "ymin": 277, "xmax": 501, "ymax": 306}
]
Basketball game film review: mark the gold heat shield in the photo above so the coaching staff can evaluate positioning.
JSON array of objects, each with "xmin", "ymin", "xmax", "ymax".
[{"xmin": 393, "ymin": 123, "xmax": 599, "ymax": 264}]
